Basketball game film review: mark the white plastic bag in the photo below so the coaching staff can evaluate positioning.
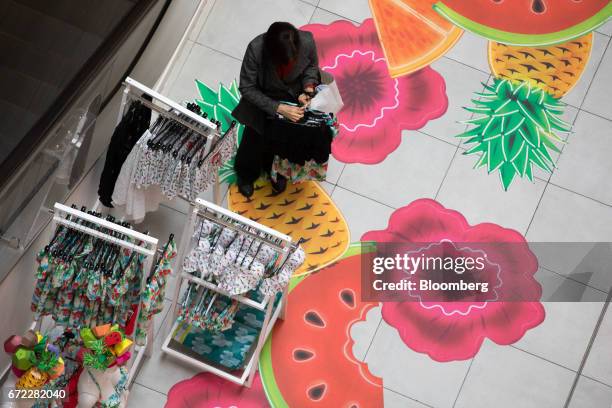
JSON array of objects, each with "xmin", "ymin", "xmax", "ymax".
[{"xmin": 310, "ymin": 81, "xmax": 344, "ymax": 115}]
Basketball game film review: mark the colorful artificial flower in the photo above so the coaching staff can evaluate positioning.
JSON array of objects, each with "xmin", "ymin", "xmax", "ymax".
[
  {"xmin": 80, "ymin": 325, "xmax": 132, "ymax": 370},
  {"xmin": 361, "ymin": 199, "xmax": 545, "ymax": 362},
  {"xmin": 4, "ymin": 330, "xmax": 65, "ymax": 388},
  {"xmin": 301, "ymin": 19, "xmax": 448, "ymax": 164},
  {"xmin": 165, "ymin": 372, "xmax": 269, "ymax": 408}
]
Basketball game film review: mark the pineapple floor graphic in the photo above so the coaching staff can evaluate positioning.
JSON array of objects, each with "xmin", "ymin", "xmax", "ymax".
[
  {"xmin": 228, "ymin": 180, "xmax": 350, "ymax": 277},
  {"xmin": 457, "ymin": 33, "xmax": 594, "ymax": 190}
]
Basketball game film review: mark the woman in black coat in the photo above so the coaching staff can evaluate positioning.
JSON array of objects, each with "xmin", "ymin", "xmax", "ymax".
[{"xmin": 232, "ymin": 22, "xmax": 321, "ymax": 197}]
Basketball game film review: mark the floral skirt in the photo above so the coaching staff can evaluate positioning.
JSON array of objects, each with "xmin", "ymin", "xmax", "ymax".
[{"xmin": 270, "ymin": 156, "xmax": 328, "ymax": 183}]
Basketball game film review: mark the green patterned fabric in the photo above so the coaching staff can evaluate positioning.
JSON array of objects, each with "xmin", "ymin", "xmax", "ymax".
[
  {"xmin": 171, "ymin": 291, "xmax": 280, "ymax": 370},
  {"xmin": 171, "ymin": 302, "xmax": 264, "ymax": 370}
]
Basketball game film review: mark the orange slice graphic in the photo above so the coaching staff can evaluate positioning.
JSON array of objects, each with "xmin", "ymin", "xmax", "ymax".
[{"xmin": 369, "ymin": 0, "xmax": 463, "ymax": 77}]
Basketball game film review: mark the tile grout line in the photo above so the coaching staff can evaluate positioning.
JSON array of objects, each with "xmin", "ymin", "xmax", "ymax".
[
  {"xmin": 576, "ymin": 34, "xmax": 612, "ymax": 112},
  {"xmin": 546, "ymin": 33, "xmax": 612, "ymax": 172},
  {"xmin": 417, "ymin": 129, "xmax": 462, "ymax": 149},
  {"xmin": 195, "ymin": 0, "xmax": 218, "ymax": 41},
  {"xmin": 192, "ymin": 41, "xmax": 244, "ymax": 62},
  {"xmin": 159, "ymin": 202, "xmax": 188, "ymax": 215},
  {"xmin": 524, "ymin": 88, "xmax": 585, "ymax": 236},
  {"xmin": 333, "ymin": 184, "xmax": 397, "ymax": 211},
  {"xmin": 581, "ymin": 372, "xmax": 612, "ymax": 390},
  {"xmin": 362, "ymin": 312, "xmax": 383, "ymax": 361},
  {"xmin": 443, "ymin": 55, "xmax": 491, "ymax": 76},
  {"xmin": 306, "ymin": 1, "xmax": 318, "ymax": 23},
  {"xmin": 314, "ymin": 5, "xmax": 363, "ymax": 25},
  {"xmin": 452, "ymin": 358, "xmax": 474, "ymax": 408},
  {"xmin": 546, "ymin": 180, "xmax": 612, "ymax": 210},
  {"xmin": 434, "ymin": 146, "xmax": 461, "ymax": 200},
  {"xmin": 169, "ymin": 0, "xmax": 221, "ymax": 92},
  {"xmin": 334, "ymin": 161, "xmax": 347, "ymax": 186},
  {"xmin": 509, "ymin": 344, "xmax": 584, "ymax": 374},
  {"xmin": 132, "ymin": 381, "xmax": 169, "ymax": 397},
  {"xmin": 538, "ymin": 264, "xmax": 610, "ymax": 295},
  {"xmin": 563, "ymin": 290, "xmax": 612, "ymax": 408},
  {"xmin": 383, "ymin": 387, "xmax": 435, "ymax": 408},
  {"xmin": 535, "ymin": 34, "xmax": 612, "ymax": 227},
  {"xmin": 523, "ymin": 178, "xmax": 550, "ymax": 237},
  {"xmin": 555, "ymin": 33, "xmax": 612, "ymax": 157},
  {"xmin": 434, "ymin": 75, "xmax": 492, "ymax": 200},
  {"xmin": 571, "ymin": 106, "xmax": 612, "ymax": 124}
]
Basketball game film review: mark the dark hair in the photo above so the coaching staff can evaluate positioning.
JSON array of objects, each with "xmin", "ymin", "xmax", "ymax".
[{"xmin": 263, "ymin": 22, "xmax": 301, "ymax": 66}]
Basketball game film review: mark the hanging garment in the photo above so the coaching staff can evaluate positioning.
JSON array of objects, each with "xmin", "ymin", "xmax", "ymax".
[
  {"xmin": 98, "ymin": 97, "xmax": 152, "ymax": 207},
  {"xmin": 111, "ymin": 131, "xmax": 164, "ymax": 223},
  {"xmin": 135, "ymin": 237, "xmax": 177, "ymax": 345},
  {"xmin": 270, "ymin": 157, "xmax": 329, "ymax": 183},
  {"xmin": 259, "ymin": 246, "xmax": 305, "ymax": 296},
  {"xmin": 266, "ymin": 108, "xmax": 339, "ymax": 183},
  {"xmin": 31, "ymin": 219, "xmax": 146, "ymax": 329},
  {"xmin": 112, "ymin": 113, "xmax": 236, "ymax": 222},
  {"xmin": 182, "ymin": 218, "xmax": 303, "ymax": 297},
  {"xmin": 170, "ymin": 289, "xmax": 278, "ymax": 370}
]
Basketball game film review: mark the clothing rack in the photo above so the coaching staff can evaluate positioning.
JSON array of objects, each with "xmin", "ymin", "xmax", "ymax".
[
  {"xmin": 39, "ymin": 202, "xmax": 159, "ymax": 386},
  {"xmin": 162, "ymin": 198, "xmax": 294, "ymax": 387},
  {"xmin": 117, "ymin": 77, "xmax": 224, "ymax": 205}
]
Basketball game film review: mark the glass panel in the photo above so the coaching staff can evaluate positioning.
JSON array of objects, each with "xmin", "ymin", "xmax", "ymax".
[{"xmin": 0, "ymin": 0, "xmax": 140, "ymax": 167}]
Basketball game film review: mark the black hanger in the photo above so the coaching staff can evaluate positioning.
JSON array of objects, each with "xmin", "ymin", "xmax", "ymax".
[{"xmin": 147, "ymin": 233, "xmax": 174, "ymax": 282}]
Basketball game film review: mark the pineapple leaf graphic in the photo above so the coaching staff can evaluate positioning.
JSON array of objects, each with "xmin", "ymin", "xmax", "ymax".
[
  {"xmin": 458, "ymin": 78, "xmax": 570, "ymax": 190},
  {"xmin": 195, "ymin": 79, "xmax": 244, "ymax": 185}
]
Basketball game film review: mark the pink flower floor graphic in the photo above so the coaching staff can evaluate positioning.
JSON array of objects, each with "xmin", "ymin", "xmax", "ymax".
[
  {"xmin": 165, "ymin": 372, "xmax": 269, "ymax": 408},
  {"xmin": 361, "ymin": 199, "xmax": 546, "ymax": 362},
  {"xmin": 301, "ymin": 19, "xmax": 448, "ymax": 164}
]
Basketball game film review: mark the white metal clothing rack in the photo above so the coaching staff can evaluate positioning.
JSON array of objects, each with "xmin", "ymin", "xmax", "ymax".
[
  {"xmin": 40, "ymin": 202, "xmax": 159, "ymax": 386},
  {"xmin": 163, "ymin": 198, "xmax": 294, "ymax": 387},
  {"xmin": 117, "ymin": 77, "xmax": 224, "ymax": 205}
]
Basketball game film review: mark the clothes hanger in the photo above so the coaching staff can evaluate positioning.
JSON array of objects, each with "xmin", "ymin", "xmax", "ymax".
[
  {"xmin": 147, "ymin": 233, "xmax": 174, "ymax": 283},
  {"xmin": 247, "ymin": 241, "xmax": 264, "ymax": 270}
]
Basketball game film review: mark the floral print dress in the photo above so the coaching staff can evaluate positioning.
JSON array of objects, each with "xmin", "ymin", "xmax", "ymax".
[
  {"xmin": 31, "ymin": 227, "xmax": 146, "ymax": 330},
  {"xmin": 135, "ymin": 238, "xmax": 178, "ymax": 345}
]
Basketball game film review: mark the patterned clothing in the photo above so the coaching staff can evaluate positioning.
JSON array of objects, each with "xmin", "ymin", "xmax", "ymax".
[
  {"xmin": 271, "ymin": 156, "xmax": 328, "ymax": 183},
  {"xmin": 182, "ymin": 219, "xmax": 296, "ymax": 296},
  {"xmin": 135, "ymin": 238, "xmax": 177, "ymax": 345},
  {"xmin": 268, "ymin": 109, "xmax": 339, "ymax": 183},
  {"xmin": 31, "ymin": 226, "xmax": 145, "ymax": 330},
  {"xmin": 112, "ymin": 117, "xmax": 236, "ymax": 222}
]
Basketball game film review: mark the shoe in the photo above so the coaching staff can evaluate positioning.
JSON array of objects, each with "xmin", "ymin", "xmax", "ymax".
[
  {"xmin": 271, "ymin": 175, "xmax": 287, "ymax": 194},
  {"xmin": 238, "ymin": 180, "xmax": 254, "ymax": 198}
]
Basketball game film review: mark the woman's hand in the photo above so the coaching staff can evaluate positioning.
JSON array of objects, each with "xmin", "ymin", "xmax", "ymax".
[
  {"xmin": 298, "ymin": 93, "xmax": 312, "ymax": 107},
  {"xmin": 277, "ymin": 104, "xmax": 304, "ymax": 122}
]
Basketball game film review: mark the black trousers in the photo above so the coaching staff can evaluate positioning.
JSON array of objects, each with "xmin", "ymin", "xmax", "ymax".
[{"xmin": 234, "ymin": 125, "xmax": 274, "ymax": 184}]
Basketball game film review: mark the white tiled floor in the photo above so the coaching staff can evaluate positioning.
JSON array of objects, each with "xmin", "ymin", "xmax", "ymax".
[
  {"xmin": 127, "ymin": 1, "xmax": 612, "ymax": 406},
  {"xmin": 454, "ymin": 342, "xmax": 576, "ymax": 408}
]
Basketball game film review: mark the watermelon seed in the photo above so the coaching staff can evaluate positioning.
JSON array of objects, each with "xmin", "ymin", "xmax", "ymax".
[
  {"xmin": 307, "ymin": 383, "xmax": 327, "ymax": 401},
  {"xmin": 340, "ymin": 289, "xmax": 356, "ymax": 308},
  {"xmin": 304, "ymin": 310, "xmax": 326, "ymax": 328},
  {"xmin": 531, "ymin": 0, "xmax": 546, "ymax": 13},
  {"xmin": 293, "ymin": 349, "xmax": 315, "ymax": 361}
]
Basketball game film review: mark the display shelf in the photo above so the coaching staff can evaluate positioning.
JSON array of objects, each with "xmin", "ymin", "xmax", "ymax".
[{"xmin": 162, "ymin": 198, "xmax": 295, "ymax": 387}]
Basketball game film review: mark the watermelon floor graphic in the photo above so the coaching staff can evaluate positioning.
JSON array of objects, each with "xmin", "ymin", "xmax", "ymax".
[{"xmin": 259, "ymin": 243, "xmax": 384, "ymax": 408}]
